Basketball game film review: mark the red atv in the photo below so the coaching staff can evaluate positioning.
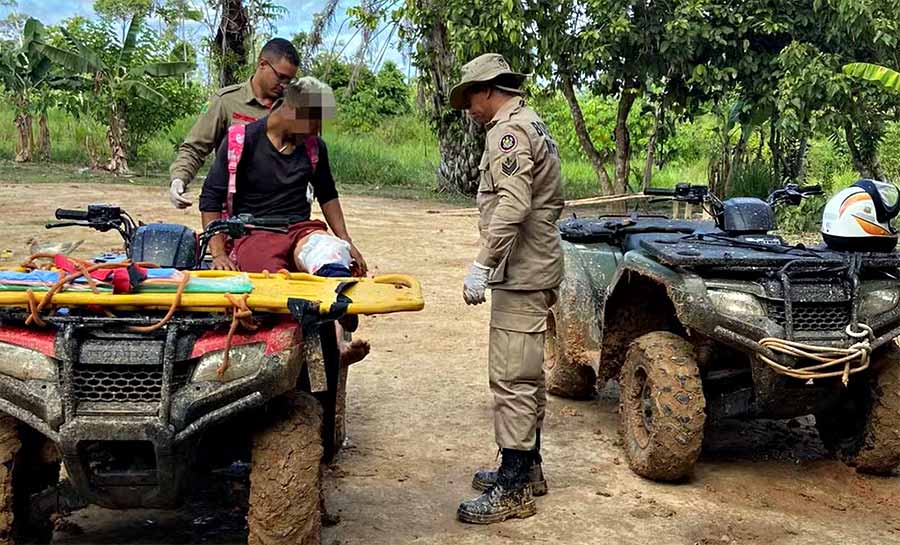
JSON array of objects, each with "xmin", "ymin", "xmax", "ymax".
[{"xmin": 0, "ymin": 205, "xmax": 387, "ymax": 544}]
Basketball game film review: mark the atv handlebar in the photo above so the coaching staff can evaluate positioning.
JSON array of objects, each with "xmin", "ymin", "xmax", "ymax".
[
  {"xmin": 196, "ymin": 215, "xmax": 289, "ymax": 263},
  {"xmin": 643, "ymin": 188, "xmax": 675, "ymax": 196},
  {"xmin": 767, "ymin": 184, "xmax": 823, "ymax": 206},
  {"xmin": 46, "ymin": 205, "xmax": 137, "ymax": 253},
  {"xmin": 644, "ymin": 183, "xmax": 710, "ymax": 205},
  {"xmin": 55, "ymin": 209, "xmax": 89, "ymax": 221}
]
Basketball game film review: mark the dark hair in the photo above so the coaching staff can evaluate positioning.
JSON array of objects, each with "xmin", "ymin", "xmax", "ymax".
[
  {"xmin": 490, "ymin": 74, "xmax": 524, "ymax": 92},
  {"xmin": 260, "ymin": 38, "xmax": 300, "ymax": 66}
]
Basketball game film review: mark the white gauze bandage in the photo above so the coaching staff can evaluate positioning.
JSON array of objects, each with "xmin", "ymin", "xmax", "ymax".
[{"xmin": 298, "ymin": 234, "xmax": 352, "ymax": 274}]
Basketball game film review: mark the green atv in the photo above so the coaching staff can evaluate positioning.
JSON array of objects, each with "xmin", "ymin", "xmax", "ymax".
[{"xmin": 545, "ymin": 183, "xmax": 900, "ymax": 481}]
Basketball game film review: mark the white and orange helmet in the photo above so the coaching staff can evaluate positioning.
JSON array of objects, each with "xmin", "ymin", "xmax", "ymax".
[{"xmin": 822, "ymin": 179, "xmax": 899, "ymax": 252}]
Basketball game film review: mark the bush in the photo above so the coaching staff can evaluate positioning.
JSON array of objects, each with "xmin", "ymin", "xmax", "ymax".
[
  {"xmin": 776, "ymin": 195, "xmax": 827, "ymax": 234},
  {"xmin": 806, "ymin": 137, "xmax": 851, "ymax": 188},
  {"xmin": 880, "ymin": 122, "xmax": 900, "ymax": 183},
  {"xmin": 730, "ymin": 159, "xmax": 775, "ymax": 199}
]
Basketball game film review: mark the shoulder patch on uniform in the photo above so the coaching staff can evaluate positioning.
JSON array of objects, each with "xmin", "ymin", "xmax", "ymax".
[
  {"xmin": 501, "ymin": 155, "xmax": 519, "ymax": 176},
  {"xmin": 215, "ymin": 83, "xmax": 243, "ymax": 97},
  {"xmin": 200, "ymin": 101, "xmax": 210, "ymax": 114},
  {"xmin": 499, "ymin": 133, "xmax": 518, "ymax": 153}
]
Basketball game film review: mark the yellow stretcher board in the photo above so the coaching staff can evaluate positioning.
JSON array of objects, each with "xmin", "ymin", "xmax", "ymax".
[{"xmin": 0, "ymin": 270, "xmax": 425, "ymax": 316}]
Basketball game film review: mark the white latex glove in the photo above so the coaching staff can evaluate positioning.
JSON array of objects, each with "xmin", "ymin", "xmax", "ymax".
[
  {"xmin": 169, "ymin": 178, "xmax": 192, "ymax": 209},
  {"xmin": 463, "ymin": 262, "xmax": 490, "ymax": 305}
]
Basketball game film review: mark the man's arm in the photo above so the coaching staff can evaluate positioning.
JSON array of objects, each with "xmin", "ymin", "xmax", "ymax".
[
  {"xmin": 169, "ymin": 96, "xmax": 227, "ymax": 195},
  {"xmin": 476, "ymin": 124, "xmax": 534, "ymax": 268},
  {"xmin": 198, "ymin": 137, "xmax": 237, "ymax": 270}
]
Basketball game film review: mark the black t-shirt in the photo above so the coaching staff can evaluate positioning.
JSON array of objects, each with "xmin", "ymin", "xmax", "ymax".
[{"xmin": 199, "ymin": 117, "xmax": 339, "ymax": 218}]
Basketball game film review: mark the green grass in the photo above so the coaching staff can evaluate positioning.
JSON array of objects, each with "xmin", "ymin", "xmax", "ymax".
[{"xmin": 13, "ymin": 101, "xmax": 868, "ymax": 206}]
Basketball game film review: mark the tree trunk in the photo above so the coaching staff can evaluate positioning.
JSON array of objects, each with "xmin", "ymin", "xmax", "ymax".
[
  {"xmin": 421, "ymin": 9, "xmax": 482, "ymax": 195},
  {"xmin": 38, "ymin": 111, "xmax": 51, "ymax": 160},
  {"xmin": 769, "ymin": 124, "xmax": 782, "ymax": 185},
  {"xmin": 613, "ymin": 86, "xmax": 638, "ymax": 194},
  {"xmin": 559, "ymin": 71, "xmax": 613, "ymax": 194},
  {"xmin": 14, "ymin": 112, "xmax": 33, "ymax": 163},
  {"xmin": 642, "ymin": 102, "xmax": 663, "ymax": 191},
  {"xmin": 106, "ymin": 103, "xmax": 130, "ymax": 174},
  {"xmin": 723, "ymin": 127, "xmax": 751, "ymax": 197},
  {"xmin": 845, "ymin": 122, "xmax": 886, "ymax": 180},
  {"xmin": 214, "ymin": 0, "xmax": 249, "ymax": 87}
]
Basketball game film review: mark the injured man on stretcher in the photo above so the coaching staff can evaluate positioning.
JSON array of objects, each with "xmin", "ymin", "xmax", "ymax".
[{"xmin": 198, "ymin": 76, "xmax": 369, "ymax": 366}]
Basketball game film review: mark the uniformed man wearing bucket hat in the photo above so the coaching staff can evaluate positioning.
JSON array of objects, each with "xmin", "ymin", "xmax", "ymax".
[{"xmin": 450, "ymin": 53, "xmax": 564, "ymax": 524}]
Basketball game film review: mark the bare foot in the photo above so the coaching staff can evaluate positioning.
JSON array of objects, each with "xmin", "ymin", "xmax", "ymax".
[{"xmin": 340, "ymin": 339, "xmax": 370, "ymax": 366}]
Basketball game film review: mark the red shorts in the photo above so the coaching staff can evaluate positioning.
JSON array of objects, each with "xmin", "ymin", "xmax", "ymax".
[{"xmin": 231, "ymin": 219, "xmax": 328, "ymax": 272}]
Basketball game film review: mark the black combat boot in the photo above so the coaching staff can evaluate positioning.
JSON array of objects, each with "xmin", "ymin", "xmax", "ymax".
[
  {"xmin": 472, "ymin": 431, "xmax": 547, "ymax": 496},
  {"xmin": 458, "ymin": 449, "xmax": 537, "ymax": 524}
]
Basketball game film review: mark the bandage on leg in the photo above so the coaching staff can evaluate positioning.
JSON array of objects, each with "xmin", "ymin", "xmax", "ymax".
[{"xmin": 295, "ymin": 233, "xmax": 352, "ymax": 277}]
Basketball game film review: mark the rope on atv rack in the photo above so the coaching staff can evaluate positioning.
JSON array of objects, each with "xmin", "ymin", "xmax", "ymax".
[
  {"xmin": 757, "ymin": 323, "xmax": 874, "ymax": 386},
  {"xmin": 19, "ymin": 253, "xmax": 187, "ymax": 333}
]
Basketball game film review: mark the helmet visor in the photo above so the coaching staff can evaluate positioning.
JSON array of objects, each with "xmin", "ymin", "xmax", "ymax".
[{"xmin": 874, "ymin": 181, "xmax": 899, "ymax": 209}]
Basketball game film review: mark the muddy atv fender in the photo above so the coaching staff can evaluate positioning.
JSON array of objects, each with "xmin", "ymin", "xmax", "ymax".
[
  {"xmin": 594, "ymin": 251, "xmax": 692, "ymax": 383},
  {"xmin": 545, "ymin": 240, "xmax": 618, "ymax": 399}
]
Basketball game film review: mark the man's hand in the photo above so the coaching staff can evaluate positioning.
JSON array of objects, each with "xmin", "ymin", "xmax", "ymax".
[
  {"xmin": 463, "ymin": 262, "xmax": 490, "ymax": 305},
  {"xmin": 349, "ymin": 242, "xmax": 368, "ymax": 276},
  {"xmin": 211, "ymin": 253, "xmax": 238, "ymax": 271},
  {"xmin": 169, "ymin": 178, "xmax": 193, "ymax": 209}
]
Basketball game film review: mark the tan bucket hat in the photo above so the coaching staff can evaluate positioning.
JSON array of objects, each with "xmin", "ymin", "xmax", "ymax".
[{"xmin": 449, "ymin": 53, "xmax": 527, "ymax": 110}]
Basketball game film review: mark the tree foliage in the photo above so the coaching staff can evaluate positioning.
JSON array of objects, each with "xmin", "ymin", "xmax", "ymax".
[{"xmin": 38, "ymin": 15, "xmax": 197, "ymax": 173}]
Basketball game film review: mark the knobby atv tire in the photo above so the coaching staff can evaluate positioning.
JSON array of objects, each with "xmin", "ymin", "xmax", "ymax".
[
  {"xmin": 619, "ymin": 331, "xmax": 706, "ymax": 482},
  {"xmin": 0, "ymin": 416, "xmax": 60, "ymax": 545},
  {"xmin": 248, "ymin": 392, "xmax": 323, "ymax": 545},
  {"xmin": 815, "ymin": 343, "xmax": 900, "ymax": 475}
]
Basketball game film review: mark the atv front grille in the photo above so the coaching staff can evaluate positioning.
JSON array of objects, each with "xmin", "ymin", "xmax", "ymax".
[
  {"xmin": 766, "ymin": 301, "xmax": 852, "ymax": 332},
  {"xmin": 72, "ymin": 364, "xmax": 163, "ymax": 403}
]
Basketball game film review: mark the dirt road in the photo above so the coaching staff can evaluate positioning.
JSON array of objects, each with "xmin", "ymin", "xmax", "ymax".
[{"xmin": 1, "ymin": 183, "xmax": 898, "ymax": 545}]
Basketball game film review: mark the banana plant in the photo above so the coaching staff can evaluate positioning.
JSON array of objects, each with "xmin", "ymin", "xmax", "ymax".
[
  {"xmin": 0, "ymin": 17, "xmax": 56, "ymax": 162},
  {"xmin": 843, "ymin": 62, "xmax": 900, "ymax": 94},
  {"xmin": 36, "ymin": 14, "xmax": 194, "ymax": 174}
]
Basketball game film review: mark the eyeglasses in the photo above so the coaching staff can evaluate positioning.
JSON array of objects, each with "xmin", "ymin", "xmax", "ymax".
[{"xmin": 263, "ymin": 60, "xmax": 294, "ymax": 84}]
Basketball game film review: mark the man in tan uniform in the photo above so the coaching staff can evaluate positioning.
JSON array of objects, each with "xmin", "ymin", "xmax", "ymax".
[
  {"xmin": 450, "ymin": 53, "xmax": 564, "ymax": 524},
  {"xmin": 168, "ymin": 38, "xmax": 300, "ymax": 208}
]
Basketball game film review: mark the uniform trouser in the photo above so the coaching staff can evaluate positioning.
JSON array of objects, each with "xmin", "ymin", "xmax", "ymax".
[{"xmin": 489, "ymin": 288, "xmax": 557, "ymax": 451}]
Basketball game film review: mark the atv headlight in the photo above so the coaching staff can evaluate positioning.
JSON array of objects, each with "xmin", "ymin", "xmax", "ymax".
[
  {"xmin": 0, "ymin": 343, "xmax": 58, "ymax": 381},
  {"xmin": 192, "ymin": 343, "xmax": 266, "ymax": 383},
  {"xmin": 861, "ymin": 288, "xmax": 900, "ymax": 317},
  {"xmin": 707, "ymin": 289, "xmax": 765, "ymax": 318}
]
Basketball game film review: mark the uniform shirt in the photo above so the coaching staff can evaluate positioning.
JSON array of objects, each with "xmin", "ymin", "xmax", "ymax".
[
  {"xmin": 170, "ymin": 78, "xmax": 273, "ymax": 187},
  {"xmin": 476, "ymin": 97, "xmax": 565, "ymax": 291},
  {"xmin": 198, "ymin": 117, "xmax": 338, "ymax": 219}
]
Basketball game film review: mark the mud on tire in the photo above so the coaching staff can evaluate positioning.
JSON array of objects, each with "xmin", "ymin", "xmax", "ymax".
[
  {"xmin": 248, "ymin": 391, "xmax": 324, "ymax": 545},
  {"xmin": 619, "ymin": 331, "xmax": 706, "ymax": 482},
  {"xmin": 815, "ymin": 343, "xmax": 900, "ymax": 475},
  {"xmin": 0, "ymin": 416, "xmax": 60, "ymax": 545}
]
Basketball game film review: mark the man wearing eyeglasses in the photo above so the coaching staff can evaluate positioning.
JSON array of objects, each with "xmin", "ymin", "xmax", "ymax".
[{"xmin": 168, "ymin": 38, "xmax": 300, "ymax": 209}]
